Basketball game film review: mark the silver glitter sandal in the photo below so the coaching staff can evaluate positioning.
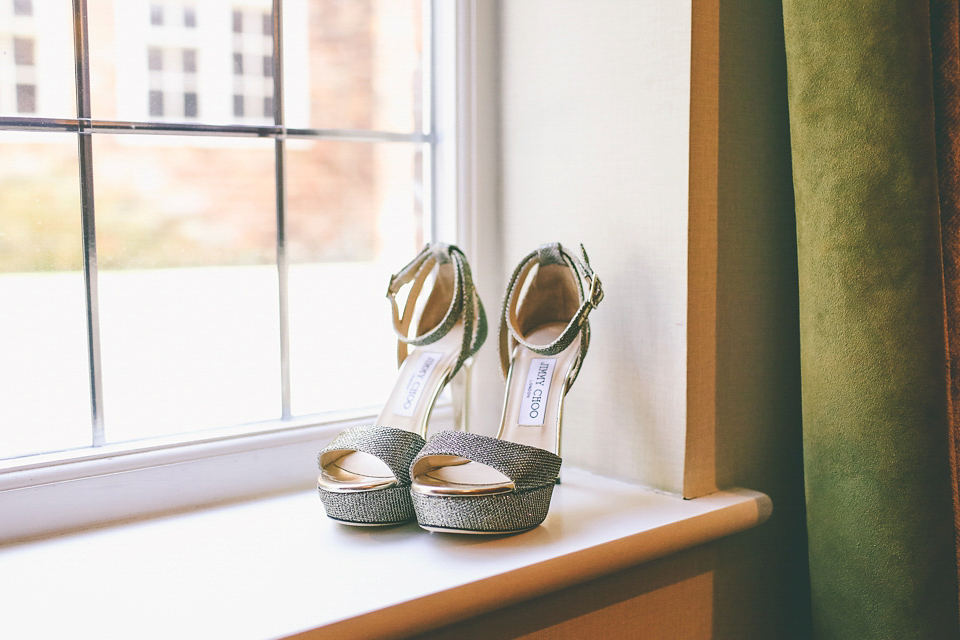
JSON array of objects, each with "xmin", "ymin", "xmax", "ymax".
[
  {"xmin": 410, "ymin": 242, "xmax": 603, "ymax": 534},
  {"xmin": 317, "ymin": 243, "xmax": 486, "ymax": 526}
]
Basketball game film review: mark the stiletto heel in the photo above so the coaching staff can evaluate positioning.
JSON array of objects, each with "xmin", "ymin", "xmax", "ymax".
[
  {"xmin": 317, "ymin": 244, "xmax": 486, "ymax": 526},
  {"xmin": 450, "ymin": 357, "xmax": 472, "ymax": 433},
  {"xmin": 410, "ymin": 242, "xmax": 603, "ymax": 534}
]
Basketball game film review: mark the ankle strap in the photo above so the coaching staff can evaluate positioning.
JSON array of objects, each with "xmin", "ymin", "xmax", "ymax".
[
  {"xmin": 498, "ymin": 242, "xmax": 603, "ymax": 390},
  {"xmin": 386, "ymin": 243, "xmax": 487, "ymax": 377}
]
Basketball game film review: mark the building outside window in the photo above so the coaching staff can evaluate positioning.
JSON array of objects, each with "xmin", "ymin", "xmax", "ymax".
[{"xmin": 230, "ymin": 7, "xmax": 273, "ymax": 120}]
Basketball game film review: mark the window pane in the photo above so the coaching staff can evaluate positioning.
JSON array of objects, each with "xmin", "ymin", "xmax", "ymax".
[
  {"xmin": 16, "ymin": 84, "xmax": 36, "ymax": 113},
  {"xmin": 13, "ymin": 0, "xmax": 32, "ymax": 17},
  {"xmin": 183, "ymin": 49, "xmax": 197, "ymax": 73},
  {"xmin": 148, "ymin": 47, "xmax": 163, "ymax": 71},
  {"xmin": 93, "ymin": 135, "xmax": 281, "ymax": 443},
  {"xmin": 0, "ymin": 132, "xmax": 90, "ymax": 460},
  {"xmin": 0, "ymin": 2, "xmax": 76, "ymax": 117},
  {"xmin": 286, "ymin": 141, "xmax": 424, "ymax": 416},
  {"xmin": 13, "ymin": 37, "xmax": 33, "ymax": 65},
  {"xmin": 184, "ymin": 91, "xmax": 198, "ymax": 117},
  {"xmin": 283, "ymin": 0, "xmax": 424, "ymax": 132},
  {"xmin": 90, "ymin": 1, "xmax": 275, "ymax": 125},
  {"xmin": 148, "ymin": 90, "xmax": 164, "ymax": 116}
]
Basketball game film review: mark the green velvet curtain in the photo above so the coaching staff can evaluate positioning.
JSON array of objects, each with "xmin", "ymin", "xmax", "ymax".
[{"xmin": 781, "ymin": 1, "xmax": 960, "ymax": 637}]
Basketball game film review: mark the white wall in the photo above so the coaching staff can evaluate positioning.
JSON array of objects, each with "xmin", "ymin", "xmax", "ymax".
[{"xmin": 498, "ymin": 0, "xmax": 693, "ymax": 492}]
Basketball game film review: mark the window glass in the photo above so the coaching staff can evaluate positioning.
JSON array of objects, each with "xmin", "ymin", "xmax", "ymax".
[
  {"xmin": 286, "ymin": 141, "xmax": 423, "ymax": 416},
  {"xmin": 0, "ymin": 132, "xmax": 90, "ymax": 459},
  {"xmin": 282, "ymin": 0, "xmax": 424, "ymax": 132},
  {"xmin": 0, "ymin": 0, "xmax": 433, "ymax": 459},
  {"xmin": 94, "ymin": 135, "xmax": 282, "ymax": 443}
]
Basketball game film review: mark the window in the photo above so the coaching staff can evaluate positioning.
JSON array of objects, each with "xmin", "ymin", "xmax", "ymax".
[
  {"xmin": 148, "ymin": 88, "xmax": 164, "ymax": 115},
  {"xmin": 12, "ymin": 36, "xmax": 34, "ymax": 113},
  {"xmin": 13, "ymin": 36, "xmax": 32, "ymax": 65},
  {"xmin": 15, "ymin": 83, "xmax": 35, "ymax": 112},
  {"xmin": 184, "ymin": 90, "xmax": 198, "ymax": 117},
  {"xmin": 182, "ymin": 48, "xmax": 196, "ymax": 73},
  {"xmin": 147, "ymin": 46, "xmax": 163, "ymax": 70},
  {"xmin": 0, "ymin": 0, "xmax": 437, "ymax": 474}
]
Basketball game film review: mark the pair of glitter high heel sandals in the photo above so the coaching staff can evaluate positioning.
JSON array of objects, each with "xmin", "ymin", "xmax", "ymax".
[{"xmin": 317, "ymin": 242, "xmax": 603, "ymax": 534}]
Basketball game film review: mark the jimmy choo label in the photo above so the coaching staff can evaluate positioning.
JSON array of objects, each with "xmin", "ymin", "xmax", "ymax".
[
  {"xmin": 518, "ymin": 358, "xmax": 557, "ymax": 426},
  {"xmin": 394, "ymin": 351, "xmax": 444, "ymax": 417}
]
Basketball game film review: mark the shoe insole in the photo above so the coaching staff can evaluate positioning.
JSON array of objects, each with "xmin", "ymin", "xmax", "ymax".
[
  {"xmin": 319, "ymin": 325, "xmax": 465, "ymax": 490},
  {"xmin": 414, "ymin": 323, "xmax": 579, "ymax": 492}
]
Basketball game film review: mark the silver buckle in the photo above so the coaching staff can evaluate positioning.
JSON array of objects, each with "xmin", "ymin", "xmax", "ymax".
[{"xmin": 587, "ymin": 275, "xmax": 604, "ymax": 309}]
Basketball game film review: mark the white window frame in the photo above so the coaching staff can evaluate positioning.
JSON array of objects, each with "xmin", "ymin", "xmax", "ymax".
[{"xmin": 0, "ymin": 0, "xmax": 473, "ymax": 543}]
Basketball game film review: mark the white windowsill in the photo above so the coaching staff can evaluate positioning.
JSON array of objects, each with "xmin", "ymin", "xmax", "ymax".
[{"xmin": 0, "ymin": 468, "xmax": 770, "ymax": 640}]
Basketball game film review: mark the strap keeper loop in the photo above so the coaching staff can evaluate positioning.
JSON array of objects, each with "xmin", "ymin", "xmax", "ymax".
[{"xmin": 385, "ymin": 274, "xmax": 397, "ymax": 299}]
